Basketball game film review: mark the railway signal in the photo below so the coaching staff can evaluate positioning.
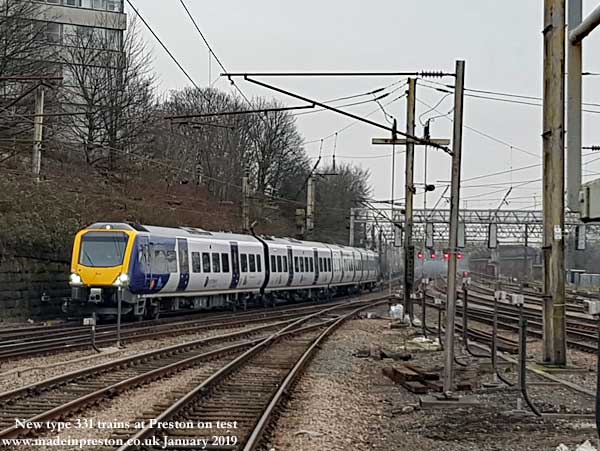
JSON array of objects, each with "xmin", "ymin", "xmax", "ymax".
[
  {"xmin": 443, "ymin": 251, "xmax": 450, "ymax": 261},
  {"xmin": 430, "ymin": 250, "xmax": 437, "ymax": 260},
  {"xmin": 417, "ymin": 250, "xmax": 425, "ymax": 260}
]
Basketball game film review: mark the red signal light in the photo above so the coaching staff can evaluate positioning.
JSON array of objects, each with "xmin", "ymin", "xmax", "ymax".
[
  {"xmin": 457, "ymin": 252, "xmax": 464, "ymax": 260},
  {"xmin": 417, "ymin": 251, "xmax": 424, "ymax": 260},
  {"xmin": 430, "ymin": 251, "xmax": 437, "ymax": 260},
  {"xmin": 443, "ymin": 252, "xmax": 450, "ymax": 260}
]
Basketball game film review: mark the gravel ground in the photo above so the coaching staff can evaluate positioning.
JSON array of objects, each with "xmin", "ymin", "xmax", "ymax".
[
  {"xmin": 0, "ymin": 320, "xmax": 276, "ymax": 393},
  {"xmin": 268, "ymin": 304, "xmax": 598, "ymax": 451}
]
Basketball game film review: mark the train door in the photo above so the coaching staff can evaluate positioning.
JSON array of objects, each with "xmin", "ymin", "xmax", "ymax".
[
  {"xmin": 230, "ymin": 242, "xmax": 240, "ymax": 289},
  {"xmin": 286, "ymin": 246, "xmax": 294, "ymax": 287},
  {"xmin": 176, "ymin": 238, "xmax": 189, "ymax": 291},
  {"xmin": 312, "ymin": 248, "xmax": 319, "ymax": 285},
  {"xmin": 136, "ymin": 235, "xmax": 152, "ymax": 288}
]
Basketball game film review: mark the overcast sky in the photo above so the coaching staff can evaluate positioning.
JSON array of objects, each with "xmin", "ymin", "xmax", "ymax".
[{"xmin": 129, "ymin": 1, "xmax": 600, "ymax": 212}]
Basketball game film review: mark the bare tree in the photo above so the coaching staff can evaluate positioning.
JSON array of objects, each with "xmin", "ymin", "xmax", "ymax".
[
  {"xmin": 153, "ymin": 87, "xmax": 253, "ymax": 200},
  {"xmin": 0, "ymin": 0, "xmax": 55, "ymax": 80},
  {"xmin": 0, "ymin": 0, "xmax": 58, "ymax": 163},
  {"xmin": 314, "ymin": 163, "xmax": 371, "ymax": 244},
  {"xmin": 246, "ymin": 98, "xmax": 308, "ymax": 197},
  {"xmin": 57, "ymin": 17, "xmax": 155, "ymax": 170}
]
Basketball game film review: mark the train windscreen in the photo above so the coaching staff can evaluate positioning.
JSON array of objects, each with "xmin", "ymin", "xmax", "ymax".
[{"xmin": 79, "ymin": 232, "xmax": 129, "ymax": 267}]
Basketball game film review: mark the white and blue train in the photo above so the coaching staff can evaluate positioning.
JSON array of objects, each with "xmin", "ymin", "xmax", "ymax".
[{"xmin": 68, "ymin": 223, "xmax": 381, "ymax": 318}]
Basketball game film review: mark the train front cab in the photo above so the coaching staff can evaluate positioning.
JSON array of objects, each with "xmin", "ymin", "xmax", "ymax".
[{"xmin": 68, "ymin": 224, "xmax": 137, "ymax": 316}]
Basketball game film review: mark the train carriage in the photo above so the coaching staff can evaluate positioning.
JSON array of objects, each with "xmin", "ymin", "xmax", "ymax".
[{"xmin": 68, "ymin": 222, "xmax": 380, "ymax": 319}]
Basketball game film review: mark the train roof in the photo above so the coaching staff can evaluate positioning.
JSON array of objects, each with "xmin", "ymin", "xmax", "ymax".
[
  {"xmin": 260, "ymin": 235, "xmax": 377, "ymax": 255},
  {"xmin": 85, "ymin": 223, "xmax": 379, "ymax": 254},
  {"xmin": 86, "ymin": 222, "xmax": 259, "ymax": 243}
]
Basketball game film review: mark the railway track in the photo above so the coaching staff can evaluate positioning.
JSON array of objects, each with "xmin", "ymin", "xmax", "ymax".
[
  {"xmin": 111, "ymin": 301, "xmax": 383, "ymax": 451},
  {"xmin": 0, "ymin": 296, "xmax": 386, "ymax": 445},
  {"xmin": 0, "ymin": 296, "xmax": 373, "ymax": 361},
  {"xmin": 424, "ymin": 287, "xmax": 599, "ymax": 354}
]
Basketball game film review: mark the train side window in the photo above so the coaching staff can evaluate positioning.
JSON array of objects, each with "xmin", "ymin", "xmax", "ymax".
[
  {"xmin": 202, "ymin": 252, "xmax": 211, "ymax": 273},
  {"xmin": 192, "ymin": 252, "xmax": 202, "ymax": 273},
  {"xmin": 304, "ymin": 257, "xmax": 309, "ymax": 272},
  {"xmin": 241, "ymin": 254, "xmax": 248, "ymax": 272},
  {"xmin": 222, "ymin": 253, "xmax": 230, "ymax": 272},
  {"xmin": 319, "ymin": 258, "xmax": 323, "ymax": 272},
  {"xmin": 283, "ymin": 256, "xmax": 288, "ymax": 272},
  {"xmin": 328, "ymin": 258, "xmax": 332, "ymax": 272},
  {"xmin": 271, "ymin": 255, "xmax": 277, "ymax": 272},
  {"xmin": 212, "ymin": 253, "xmax": 221, "ymax": 273},
  {"xmin": 309, "ymin": 258, "xmax": 314, "ymax": 273},
  {"xmin": 300, "ymin": 257, "xmax": 304, "ymax": 272},
  {"xmin": 249, "ymin": 254, "xmax": 256, "ymax": 272},
  {"xmin": 277, "ymin": 255, "xmax": 282, "ymax": 272},
  {"xmin": 294, "ymin": 256, "xmax": 299, "ymax": 272},
  {"xmin": 256, "ymin": 254, "xmax": 262, "ymax": 272}
]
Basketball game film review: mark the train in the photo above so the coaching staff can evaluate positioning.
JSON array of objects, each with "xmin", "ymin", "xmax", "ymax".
[{"xmin": 66, "ymin": 222, "xmax": 381, "ymax": 319}]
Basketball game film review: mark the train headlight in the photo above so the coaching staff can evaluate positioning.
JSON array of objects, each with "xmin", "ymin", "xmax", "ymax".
[
  {"xmin": 114, "ymin": 273, "xmax": 129, "ymax": 286},
  {"xmin": 69, "ymin": 273, "xmax": 82, "ymax": 285}
]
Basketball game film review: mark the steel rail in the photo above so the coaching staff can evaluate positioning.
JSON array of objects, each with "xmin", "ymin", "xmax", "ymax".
[
  {"xmin": 0, "ymin": 296, "xmax": 387, "ymax": 440},
  {"xmin": 115, "ymin": 299, "xmax": 387, "ymax": 450}
]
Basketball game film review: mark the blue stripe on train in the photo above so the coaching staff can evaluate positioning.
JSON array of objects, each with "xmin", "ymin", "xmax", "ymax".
[{"xmin": 129, "ymin": 235, "xmax": 174, "ymax": 295}]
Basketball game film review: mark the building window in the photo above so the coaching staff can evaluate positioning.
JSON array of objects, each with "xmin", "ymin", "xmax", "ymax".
[{"xmin": 46, "ymin": 22, "xmax": 61, "ymax": 43}]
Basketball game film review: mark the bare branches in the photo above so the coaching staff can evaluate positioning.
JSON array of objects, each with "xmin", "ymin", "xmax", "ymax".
[{"xmin": 57, "ymin": 16, "xmax": 155, "ymax": 169}]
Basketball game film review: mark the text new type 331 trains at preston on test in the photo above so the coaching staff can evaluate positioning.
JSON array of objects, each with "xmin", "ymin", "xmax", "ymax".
[{"xmin": 67, "ymin": 222, "xmax": 381, "ymax": 319}]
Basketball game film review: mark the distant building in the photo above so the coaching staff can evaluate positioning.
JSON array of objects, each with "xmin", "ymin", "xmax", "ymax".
[
  {"xmin": 36, "ymin": 0, "xmax": 126, "ymax": 43},
  {"xmin": 33, "ymin": 1, "xmax": 129, "ymax": 159}
]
